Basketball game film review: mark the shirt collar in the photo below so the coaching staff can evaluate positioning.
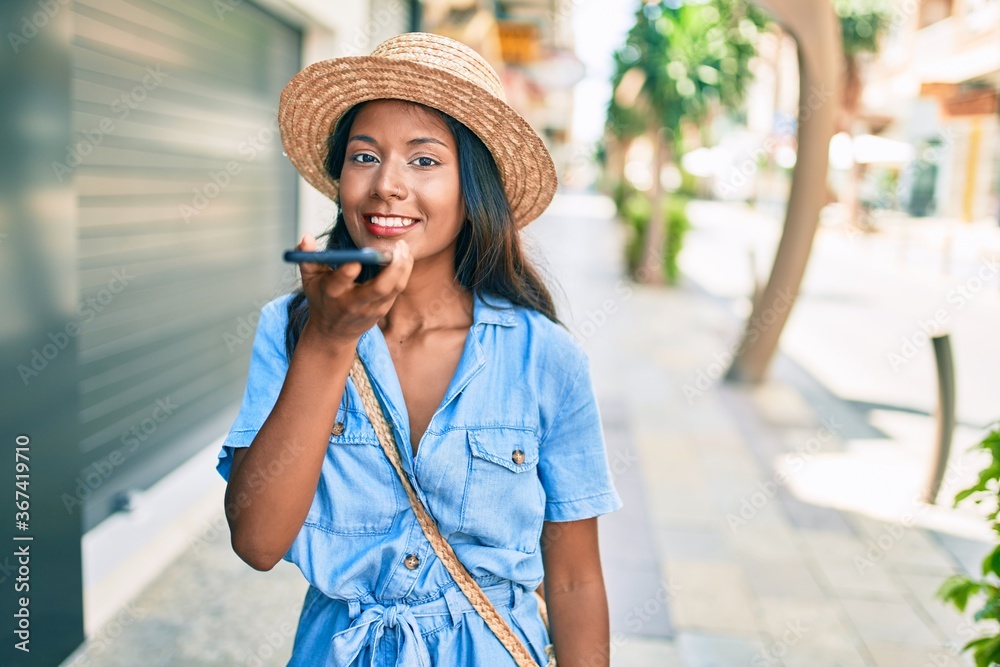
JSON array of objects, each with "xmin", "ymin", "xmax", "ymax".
[{"xmin": 473, "ymin": 290, "xmax": 518, "ymax": 327}]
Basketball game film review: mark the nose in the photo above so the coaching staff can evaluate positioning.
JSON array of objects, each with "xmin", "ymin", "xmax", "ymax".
[{"xmin": 372, "ymin": 160, "xmax": 406, "ymax": 201}]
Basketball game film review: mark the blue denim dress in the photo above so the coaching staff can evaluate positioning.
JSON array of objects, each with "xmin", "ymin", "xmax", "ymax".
[{"xmin": 216, "ymin": 290, "xmax": 624, "ymax": 666}]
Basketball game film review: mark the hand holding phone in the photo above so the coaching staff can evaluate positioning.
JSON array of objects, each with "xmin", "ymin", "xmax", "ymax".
[{"xmin": 293, "ymin": 233, "xmax": 413, "ymax": 348}]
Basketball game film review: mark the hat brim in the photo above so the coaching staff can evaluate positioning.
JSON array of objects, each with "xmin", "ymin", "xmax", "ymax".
[{"xmin": 278, "ymin": 56, "xmax": 557, "ymax": 228}]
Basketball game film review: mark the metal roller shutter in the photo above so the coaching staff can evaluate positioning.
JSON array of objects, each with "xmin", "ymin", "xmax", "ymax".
[{"xmin": 70, "ymin": 0, "xmax": 302, "ymax": 531}]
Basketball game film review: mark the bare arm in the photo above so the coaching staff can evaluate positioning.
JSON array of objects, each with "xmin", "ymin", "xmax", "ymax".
[
  {"xmin": 540, "ymin": 517, "xmax": 611, "ymax": 666},
  {"xmin": 224, "ymin": 234, "xmax": 412, "ymax": 571},
  {"xmin": 224, "ymin": 323, "xmax": 356, "ymax": 570}
]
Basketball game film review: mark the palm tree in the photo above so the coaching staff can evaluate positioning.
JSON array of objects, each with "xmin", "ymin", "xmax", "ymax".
[{"xmin": 607, "ymin": 0, "xmax": 769, "ymax": 284}]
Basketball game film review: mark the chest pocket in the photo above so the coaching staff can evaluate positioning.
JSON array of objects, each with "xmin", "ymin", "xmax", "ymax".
[
  {"xmin": 305, "ymin": 405, "xmax": 400, "ymax": 536},
  {"xmin": 459, "ymin": 427, "xmax": 545, "ymax": 554}
]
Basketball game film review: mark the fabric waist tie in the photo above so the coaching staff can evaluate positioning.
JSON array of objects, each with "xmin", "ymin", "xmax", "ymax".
[{"xmin": 327, "ymin": 579, "xmax": 520, "ymax": 667}]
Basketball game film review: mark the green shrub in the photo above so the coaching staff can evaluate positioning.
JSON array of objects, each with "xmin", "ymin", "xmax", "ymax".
[
  {"xmin": 936, "ymin": 423, "xmax": 1000, "ymax": 666},
  {"xmin": 620, "ymin": 189, "xmax": 691, "ymax": 285}
]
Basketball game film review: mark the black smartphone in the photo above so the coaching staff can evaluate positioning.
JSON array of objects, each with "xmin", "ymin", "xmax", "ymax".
[{"xmin": 283, "ymin": 248, "xmax": 392, "ymax": 266}]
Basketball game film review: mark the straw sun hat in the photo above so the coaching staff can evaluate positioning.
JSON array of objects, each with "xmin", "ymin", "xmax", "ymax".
[{"xmin": 277, "ymin": 32, "xmax": 557, "ymax": 228}]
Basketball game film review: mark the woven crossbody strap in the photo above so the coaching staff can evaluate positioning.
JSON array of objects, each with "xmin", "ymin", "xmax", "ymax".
[{"xmin": 348, "ymin": 353, "xmax": 540, "ymax": 667}]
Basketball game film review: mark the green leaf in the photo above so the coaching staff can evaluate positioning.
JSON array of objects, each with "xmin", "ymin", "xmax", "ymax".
[
  {"xmin": 971, "ymin": 634, "xmax": 1000, "ymax": 667},
  {"xmin": 974, "ymin": 598, "xmax": 1000, "ymax": 622},
  {"xmin": 983, "ymin": 546, "xmax": 1000, "ymax": 578},
  {"xmin": 937, "ymin": 575, "xmax": 982, "ymax": 612}
]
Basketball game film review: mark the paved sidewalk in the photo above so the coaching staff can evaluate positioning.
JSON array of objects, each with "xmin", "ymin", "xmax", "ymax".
[{"xmin": 60, "ymin": 192, "xmax": 993, "ymax": 666}]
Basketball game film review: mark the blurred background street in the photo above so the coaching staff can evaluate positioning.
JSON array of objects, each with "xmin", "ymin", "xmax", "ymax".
[{"xmin": 1, "ymin": 0, "xmax": 998, "ymax": 665}]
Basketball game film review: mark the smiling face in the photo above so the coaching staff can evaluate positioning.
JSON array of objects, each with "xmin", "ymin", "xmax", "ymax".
[{"xmin": 337, "ymin": 99, "xmax": 465, "ymax": 264}]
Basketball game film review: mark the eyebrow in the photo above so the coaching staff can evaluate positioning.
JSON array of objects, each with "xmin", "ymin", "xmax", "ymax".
[{"xmin": 347, "ymin": 134, "xmax": 450, "ymax": 148}]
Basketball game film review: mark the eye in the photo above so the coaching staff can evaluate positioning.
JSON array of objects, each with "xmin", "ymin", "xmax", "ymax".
[
  {"xmin": 350, "ymin": 153, "xmax": 378, "ymax": 164},
  {"xmin": 412, "ymin": 156, "xmax": 438, "ymax": 168}
]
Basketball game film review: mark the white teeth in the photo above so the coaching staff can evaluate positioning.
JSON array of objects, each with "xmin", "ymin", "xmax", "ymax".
[{"xmin": 370, "ymin": 215, "xmax": 416, "ymax": 228}]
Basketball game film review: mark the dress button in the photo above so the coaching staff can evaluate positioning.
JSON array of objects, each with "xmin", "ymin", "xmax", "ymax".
[
  {"xmin": 511, "ymin": 449, "xmax": 525, "ymax": 465},
  {"xmin": 331, "ymin": 421, "xmax": 345, "ymax": 436},
  {"xmin": 404, "ymin": 554, "xmax": 420, "ymax": 570}
]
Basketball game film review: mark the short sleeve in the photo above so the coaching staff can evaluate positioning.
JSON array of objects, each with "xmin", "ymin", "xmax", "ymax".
[
  {"xmin": 215, "ymin": 294, "xmax": 292, "ymax": 483},
  {"xmin": 537, "ymin": 351, "xmax": 624, "ymax": 522}
]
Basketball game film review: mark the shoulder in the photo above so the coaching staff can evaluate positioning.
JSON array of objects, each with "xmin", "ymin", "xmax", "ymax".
[
  {"xmin": 259, "ymin": 292, "xmax": 298, "ymax": 328},
  {"xmin": 480, "ymin": 292, "xmax": 589, "ymax": 376},
  {"xmin": 246, "ymin": 292, "xmax": 298, "ymax": 353},
  {"xmin": 521, "ymin": 308, "xmax": 587, "ymax": 368}
]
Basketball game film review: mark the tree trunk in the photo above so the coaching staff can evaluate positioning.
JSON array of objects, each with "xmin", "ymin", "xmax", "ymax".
[
  {"xmin": 840, "ymin": 55, "xmax": 864, "ymax": 229},
  {"xmin": 725, "ymin": 0, "xmax": 842, "ymax": 383},
  {"xmin": 637, "ymin": 127, "xmax": 666, "ymax": 284}
]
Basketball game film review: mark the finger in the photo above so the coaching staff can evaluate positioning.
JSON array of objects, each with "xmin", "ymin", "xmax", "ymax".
[
  {"xmin": 297, "ymin": 233, "xmax": 331, "ymax": 283},
  {"xmin": 392, "ymin": 243, "xmax": 414, "ymax": 293},
  {"xmin": 323, "ymin": 260, "xmax": 363, "ymax": 297},
  {"xmin": 359, "ymin": 241, "xmax": 410, "ymax": 303}
]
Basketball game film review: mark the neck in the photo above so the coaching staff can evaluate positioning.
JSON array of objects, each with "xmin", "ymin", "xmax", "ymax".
[{"xmin": 378, "ymin": 251, "xmax": 473, "ymax": 338}]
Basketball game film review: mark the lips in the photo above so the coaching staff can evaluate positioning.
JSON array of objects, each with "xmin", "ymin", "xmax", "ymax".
[{"xmin": 364, "ymin": 213, "xmax": 421, "ymax": 237}]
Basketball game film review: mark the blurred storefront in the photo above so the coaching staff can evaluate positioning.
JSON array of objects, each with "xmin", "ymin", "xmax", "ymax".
[
  {"xmin": 420, "ymin": 0, "xmax": 583, "ymax": 179},
  {"xmin": 865, "ymin": 0, "xmax": 1000, "ymax": 222}
]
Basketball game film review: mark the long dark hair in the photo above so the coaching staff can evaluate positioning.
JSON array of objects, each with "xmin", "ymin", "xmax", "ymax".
[{"xmin": 283, "ymin": 100, "xmax": 563, "ymax": 359}]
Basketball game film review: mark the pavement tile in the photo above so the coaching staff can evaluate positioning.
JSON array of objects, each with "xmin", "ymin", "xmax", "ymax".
[
  {"xmin": 755, "ymin": 596, "xmax": 871, "ymax": 667},
  {"xmin": 608, "ymin": 571, "xmax": 676, "ymax": 640},
  {"xmin": 798, "ymin": 530, "xmax": 907, "ymax": 598},
  {"xmin": 662, "ymin": 561, "xmax": 762, "ymax": 636},
  {"xmin": 612, "ymin": 635, "xmax": 682, "ymax": 667},
  {"xmin": 850, "ymin": 514, "xmax": 961, "ymax": 574},
  {"xmin": 748, "ymin": 381, "xmax": 820, "ymax": 428},
  {"xmin": 635, "ymin": 436, "xmax": 708, "ymax": 491},
  {"xmin": 839, "ymin": 597, "xmax": 942, "ymax": 647},
  {"xmin": 697, "ymin": 450, "xmax": 765, "ymax": 485},
  {"xmin": 653, "ymin": 526, "xmax": 735, "ymax": 563},
  {"xmin": 645, "ymin": 488, "xmax": 724, "ymax": 530},
  {"xmin": 865, "ymin": 642, "xmax": 973, "ymax": 667},
  {"xmin": 741, "ymin": 558, "xmax": 826, "ymax": 599},
  {"xmin": 675, "ymin": 631, "xmax": 769, "ymax": 667},
  {"xmin": 896, "ymin": 570, "xmax": 985, "ymax": 653},
  {"xmin": 813, "ymin": 560, "xmax": 906, "ymax": 599},
  {"xmin": 779, "ymin": 426, "xmax": 848, "ymax": 455},
  {"xmin": 727, "ymin": 515, "xmax": 804, "ymax": 563},
  {"xmin": 931, "ymin": 532, "xmax": 994, "ymax": 577}
]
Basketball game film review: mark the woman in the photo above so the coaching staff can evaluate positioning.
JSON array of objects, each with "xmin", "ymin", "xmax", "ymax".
[{"xmin": 216, "ymin": 33, "xmax": 623, "ymax": 666}]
